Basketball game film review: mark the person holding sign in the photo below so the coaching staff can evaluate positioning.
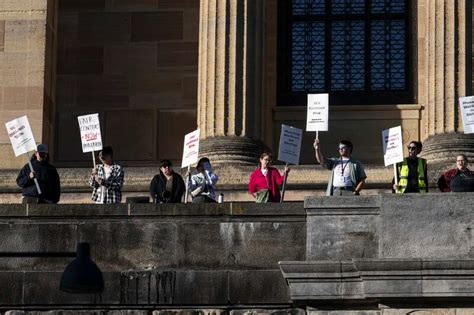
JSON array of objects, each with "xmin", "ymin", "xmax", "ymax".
[
  {"xmin": 248, "ymin": 152, "xmax": 289, "ymax": 203},
  {"xmin": 437, "ymin": 154, "xmax": 474, "ymax": 192},
  {"xmin": 149, "ymin": 159, "xmax": 186, "ymax": 203},
  {"xmin": 314, "ymin": 139, "xmax": 366, "ymax": 196},
  {"xmin": 189, "ymin": 157, "xmax": 219, "ymax": 203},
  {"xmin": 16, "ymin": 144, "xmax": 61, "ymax": 204},
  {"xmin": 89, "ymin": 146, "xmax": 124, "ymax": 204},
  {"xmin": 392, "ymin": 141, "xmax": 428, "ymax": 193}
]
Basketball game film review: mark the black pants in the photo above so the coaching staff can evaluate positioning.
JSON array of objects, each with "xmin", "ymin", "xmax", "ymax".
[{"xmin": 192, "ymin": 195, "xmax": 216, "ymax": 204}]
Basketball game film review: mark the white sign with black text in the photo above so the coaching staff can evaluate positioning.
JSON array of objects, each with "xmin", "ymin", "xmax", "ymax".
[
  {"xmin": 77, "ymin": 113, "xmax": 103, "ymax": 153},
  {"xmin": 382, "ymin": 126, "xmax": 404, "ymax": 167},
  {"xmin": 181, "ymin": 129, "xmax": 200, "ymax": 168},
  {"xmin": 278, "ymin": 124, "xmax": 303, "ymax": 165},
  {"xmin": 5, "ymin": 115, "xmax": 37, "ymax": 157},
  {"xmin": 459, "ymin": 96, "xmax": 474, "ymax": 134},
  {"xmin": 306, "ymin": 93, "xmax": 329, "ymax": 132}
]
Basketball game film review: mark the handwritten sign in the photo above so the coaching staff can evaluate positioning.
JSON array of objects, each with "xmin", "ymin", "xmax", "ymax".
[
  {"xmin": 459, "ymin": 96, "xmax": 474, "ymax": 134},
  {"xmin": 5, "ymin": 116, "xmax": 37, "ymax": 157},
  {"xmin": 181, "ymin": 129, "xmax": 200, "ymax": 168},
  {"xmin": 77, "ymin": 113, "xmax": 103, "ymax": 153},
  {"xmin": 278, "ymin": 124, "xmax": 303, "ymax": 165},
  {"xmin": 306, "ymin": 93, "xmax": 329, "ymax": 132},
  {"xmin": 382, "ymin": 126, "xmax": 404, "ymax": 166}
]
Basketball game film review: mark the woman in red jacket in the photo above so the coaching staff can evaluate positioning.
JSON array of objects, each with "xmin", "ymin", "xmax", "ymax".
[{"xmin": 248, "ymin": 152, "xmax": 289, "ymax": 203}]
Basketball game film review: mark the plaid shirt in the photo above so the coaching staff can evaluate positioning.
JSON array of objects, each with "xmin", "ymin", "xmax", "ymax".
[{"xmin": 89, "ymin": 163, "xmax": 124, "ymax": 204}]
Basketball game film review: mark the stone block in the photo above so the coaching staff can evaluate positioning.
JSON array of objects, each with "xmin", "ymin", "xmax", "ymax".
[
  {"xmin": 153, "ymin": 309, "xmax": 227, "ymax": 315},
  {"xmin": 105, "ymin": 110, "xmax": 155, "ymax": 162},
  {"xmin": 57, "ymin": 45, "xmax": 104, "ymax": 75},
  {"xmin": 230, "ymin": 202, "xmax": 305, "ymax": 216},
  {"xmin": 23, "ymin": 272, "xmax": 96, "ymax": 304},
  {"xmin": 174, "ymin": 270, "xmax": 228, "ymax": 304},
  {"xmin": 230, "ymin": 310, "xmax": 304, "ymax": 315},
  {"xmin": 26, "ymin": 86, "xmax": 44, "ymax": 109},
  {"xmin": 27, "ymin": 204, "xmax": 128, "ymax": 216},
  {"xmin": 59, "ymin": 0, "xmax": 106, "ymax": 11},
  {"xmin": 224, "ymin": 221, "xmax": 306, "ymax": 268},
  {"xmin": 182, "ymin": 76, "xmax": 198, "ymax": 100},
  {"xmin": 78, "ymin": 221, "xmax": 179, "ymax": 270},
  {"xmin": 157, "ymin": 0, "xmax": 199, "ymax": 9},
  {"xmin": 306, "ymin": 213, "xmax": 379, "ymax": 260},
  {"xmin": 0, "ymin": 221, "xmax": 77, "ymax": 253},
  {"xmin": 156, "ymin": 42, "xmax": 198, "ymax": 67},
  {"xmin": 379, "ymin": 193, "xmax": 474, "ymax": 259},
  {"xmin": 179, "ymin": 222, "xmax": 229, "ymax": 268},
  {"xmin": 76, "ymin": 75, "xmax": 129, "ymax": 108},
  {"xmin": 157, "ymin": 110, "xmax": 196, "ymax": 160},
  {"xmin": 104, "ymin": 43, "xmax": 157, "ymax": 75},
  {"xmin": 106, "ymin": 0, "xmax": 159, "ymax": 11},
  {"xmin": 0, "ymin": 20, "xmax": 4, "ymax": 51},
  {"xmin": 0, "ymin": 272, "xmax": 23, "ymax": 305},
  {"xmin": 117, "ymin": 270, "xmax": 175, "ymax": 305},
  {"xmin": 0, "ymin": 203, "xmax": 25, "ymax": 216},
  {"xmin": 78, "ymin": 13, "xmax": 131, "ymax": 43},
  {"xmin": 54, "ymin": 111, "xmax": 96, "ymax": 162},
  {"xmin": 229, "ymin": 270, "xmax": 291, "ymax": 304},
  {"xmin": 131, "ymin": 12, "xmax": 183, "ymax": 42},
  {"xmin": 129, "ymin": 203, "xmax": 231, "ymax": 216}
]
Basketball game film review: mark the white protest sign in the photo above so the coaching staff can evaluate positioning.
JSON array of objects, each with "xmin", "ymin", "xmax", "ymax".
[
  {"xmin": 459, "ymin": 96, "xmax": 474, "ymax": 134},
  {"xmin": 382, "ymin": 126, "xmax": 404, "ymax": 166},
  {"xmin": 181, "ymin": 129, "xmax": 200, "ymax": 168},
  {"xmin": 5, "ymin": 116, "xmax": 37, "ymax": 157},
  {"xmin": 306, "ymin": 93, "xmax": 329, "ymax": 132},
  {"xmin": 77, "ymin": 113, "xmax": 103, "ymax": 153},
  {"xmin": 278, "ymin": 124, "xmax": 303, "ymax": 165}
]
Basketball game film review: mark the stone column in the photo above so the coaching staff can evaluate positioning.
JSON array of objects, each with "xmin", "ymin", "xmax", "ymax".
[
  {"xmin": 421, "ymin": 0, "xmax": 473, "ymax": 163},
  {"xmin": 197, "ymin": 0, "xmax": 266, "ymax": 165}
]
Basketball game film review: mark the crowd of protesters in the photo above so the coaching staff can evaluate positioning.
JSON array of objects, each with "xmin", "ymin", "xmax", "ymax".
[{"xmin": 16, "ymin": 140, "xmax": 474, "ymax": 204}]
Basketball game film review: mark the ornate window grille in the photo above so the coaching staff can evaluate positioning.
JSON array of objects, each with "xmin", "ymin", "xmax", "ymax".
[{"xmin": 278, "ymin": 0, "xmax": 413, "ymax": 106}]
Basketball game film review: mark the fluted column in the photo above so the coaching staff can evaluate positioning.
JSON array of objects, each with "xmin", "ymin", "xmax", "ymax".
[
  {"xmin": 197, "ymin": 0, "xmax": 265, "ymax": 165},
  {"xmin": 421, "ymin": 0, "xmax": 473, "ymax": 163}
]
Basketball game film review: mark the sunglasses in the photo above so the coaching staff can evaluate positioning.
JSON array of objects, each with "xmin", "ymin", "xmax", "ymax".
[
  {"xmin": 407, "ymin": 146, "xmax": 417, "ymax": 151},
  {"xmin": 338, "ymin": 146, "xmax": 348, "ymax": 150}
]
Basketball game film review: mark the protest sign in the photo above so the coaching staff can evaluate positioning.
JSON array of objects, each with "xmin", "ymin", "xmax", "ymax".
[
  {"xmin": 5, "ymin": 115, "xmax": 41, "ymax": 194},
  {"xmin": 382, "ymin": 126, "xmax": 404, "ymax": 167},
  {"xmin": 5, "ymin": 116, "xmax": 37, "ymax": 157},
  {"xmin": 306, "ymin": 93, "xmax": 329, "ymax": 133},
  {"xmin": 459, "ymin": 96, "xmax": 474, "ymax": 134},
  {"xmin": 181, "ymin": 129, "xmax": 200, "ymax": 168},
  {"xmin": 77, "ymin": 113, "xmax": 103, "ymax": 153},
  {"xmin": 278, "ymin": 124, "xmax": 303, "ymax": 165}
]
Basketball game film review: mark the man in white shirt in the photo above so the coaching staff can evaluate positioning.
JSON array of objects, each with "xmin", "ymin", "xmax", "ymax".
[{"xmin": 314, "ymin": 139, "xmax": 367, "ymax": 196}]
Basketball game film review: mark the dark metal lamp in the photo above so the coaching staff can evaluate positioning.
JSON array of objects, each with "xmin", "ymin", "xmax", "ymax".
[{"xmin": 59, "ymin": 242, "xmax": 104, "ymax": 294}]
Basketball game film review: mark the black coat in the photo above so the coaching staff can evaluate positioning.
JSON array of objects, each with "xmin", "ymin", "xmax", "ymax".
[
  {"xmin": 16, "ymin": 159, "xmax": 61, "ymax": 203},
  {"xmin": 149, "ymin": 171, "xmax": 185, "ymax": 203}
]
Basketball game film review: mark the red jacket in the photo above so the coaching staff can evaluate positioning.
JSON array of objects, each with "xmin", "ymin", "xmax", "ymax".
[
  {"xmin": 248, "ymin": 167, "xmax": 285, "ymax": 202},
  {"xmin": 437, "ymin": 168, "xmax": 473, "ymax": 192}
]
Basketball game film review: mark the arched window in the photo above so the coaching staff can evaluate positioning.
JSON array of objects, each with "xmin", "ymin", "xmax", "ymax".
[{"xmin": 277, "ymin": 0, "xmax": 413, "ymax": 106}]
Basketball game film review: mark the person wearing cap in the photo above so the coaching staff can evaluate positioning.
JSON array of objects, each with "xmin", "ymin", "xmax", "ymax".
[
  {"xmin": 149, "ymin": 159, "xmax": 186, "ymax": 203},
  {"xmin": 392, "ymin": 141, "xmax": 428, "ymax": 193},
  {"xmin": 89, "ymin": 146, "xmax": 124, "ymax": 204},
  {"xmin": 314, "ymin": 139, "xmax": 367, "ymax": 196},
  {"xmin": 16, "ymin": 144, "xmax": 61, "ymax": 204}
]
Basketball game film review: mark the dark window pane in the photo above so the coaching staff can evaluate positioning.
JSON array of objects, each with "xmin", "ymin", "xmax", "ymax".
[
  {"xmin": 292, "ymin": 0, "xmax": 325, "ymax": 15},
  {"xmin": 371, "ymin": 20, "xmax": 406, "ymax": 90},
  {"xmin": 291, "ymin": 22, "xmax": 325, "ymax": 92},
  {"xmin": 331, "ymin": 21, "xmax": 365, "ymax": 91},
  {"xmin": 332, "ymin": 0, "xmax": 365, "ymax": 15},
  {"xmin": 372, "ymin": 0, "xmax": 405, "ymax": 13}
]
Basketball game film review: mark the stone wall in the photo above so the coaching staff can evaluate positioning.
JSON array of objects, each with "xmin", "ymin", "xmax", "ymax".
[
  {"xmin": 0, "ymin": 0, "xmax": 50, "ymax": 169},
  {"xmin": 0, "ymin": 202, "xmax": 305, "ymax": 307},
  {"xmin": 54, "ymin": 0, "xmax": 199, "ymax": 166}
]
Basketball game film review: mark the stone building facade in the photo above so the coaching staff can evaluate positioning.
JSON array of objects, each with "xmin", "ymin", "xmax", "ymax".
[{"xmin": 0, "ymin": 0, "xmax": 473, "ymax": 169}]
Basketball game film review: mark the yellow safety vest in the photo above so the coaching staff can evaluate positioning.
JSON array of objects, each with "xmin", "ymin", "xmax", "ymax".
[{"xmin": 396, "ymin": 158, "xmax": 427, "ymax": 193}]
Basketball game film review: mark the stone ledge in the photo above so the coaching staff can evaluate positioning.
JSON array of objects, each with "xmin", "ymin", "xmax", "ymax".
[{"xmin": 279, "ymin": 259, "xmax": 474, "ymax": 305}]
